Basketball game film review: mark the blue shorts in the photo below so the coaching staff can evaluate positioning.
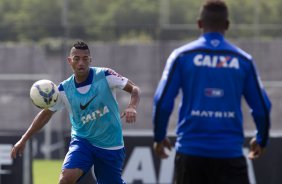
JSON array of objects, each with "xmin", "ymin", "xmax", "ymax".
[{"xmin": 62, "ymin": 136, "xmax": 126, "ymax": 184}]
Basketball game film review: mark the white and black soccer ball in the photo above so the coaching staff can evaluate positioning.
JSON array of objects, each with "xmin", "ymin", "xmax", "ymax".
[{"xmin": 30, "ymin": 79, "xmax": 59, "ymax": 109}]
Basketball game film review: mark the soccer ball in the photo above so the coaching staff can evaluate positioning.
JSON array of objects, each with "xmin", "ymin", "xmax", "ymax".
[{"xmin": 30, "ymin": 79, "xmax": 59, "ymax": 109}]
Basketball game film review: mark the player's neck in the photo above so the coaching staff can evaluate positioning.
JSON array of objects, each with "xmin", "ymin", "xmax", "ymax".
[
  {"xmin": 202, "ymin": 29, "xmax": 226, "ymax": 35},
  {"xmin": 75, "ymin": 70, "xmax": 90, "ymax": 84}
]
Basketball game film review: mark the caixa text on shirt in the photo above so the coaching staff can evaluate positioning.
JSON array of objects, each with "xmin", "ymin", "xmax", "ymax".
[
  {"xmin": 81, "ymin": 106, "xmax": 110, "ymax": 124},
  {"xmin": 191, "ymin": 110, "xmax": 235, "ymax": 118},
  {"xmin": 194, "ymin": 54, "xmax": 239, "ymax": 69}
]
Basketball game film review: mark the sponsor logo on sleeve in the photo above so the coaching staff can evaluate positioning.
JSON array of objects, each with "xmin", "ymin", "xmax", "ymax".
[{"xmin": 106, "ymin": 68, "xmax": 123, "ymax": 78}]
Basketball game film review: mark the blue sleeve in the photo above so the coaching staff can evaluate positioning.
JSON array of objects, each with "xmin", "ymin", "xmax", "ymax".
[
  {"xmin": 243, "ymin": 61, "xmax": 271, "ymax": 147},
  {"xmin": 153, "ymin": 52, "xmax": 181, "ymax": 142}
]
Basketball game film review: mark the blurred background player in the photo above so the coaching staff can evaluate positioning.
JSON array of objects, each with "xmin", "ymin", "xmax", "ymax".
[
  {"xmin": 11, "ymin": 41, "xmax": 140, "ymax": 184},
  {"xmin": 152, "ymin": 0, "xmax": 271, "ymax": 184}
]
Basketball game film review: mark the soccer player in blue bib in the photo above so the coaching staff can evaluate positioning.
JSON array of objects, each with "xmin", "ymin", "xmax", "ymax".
[
  {"xmin": 11, "ymin": 41, "xmax": 140, "ymax": 184},
  {"xmin": 153, "ymin": 1, "xmax": 271, "ymax": 184}
]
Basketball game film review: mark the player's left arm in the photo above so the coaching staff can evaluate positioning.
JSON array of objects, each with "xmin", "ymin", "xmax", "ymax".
[
  {"xmin": 122, "ymin": 80, "xmax": 141, "ymax": 123},
  {"xmin": 104, "ymin": 68, "xmax": 140, "ymax": 123},
  {"xmin": 243, "ymin": 61, "xmax": 271, "ymax": 159}
]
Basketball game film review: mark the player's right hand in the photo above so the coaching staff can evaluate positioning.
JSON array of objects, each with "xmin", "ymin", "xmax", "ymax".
[
  {"xmin": 10, "ymin": 140, "xmax": 26, "ymax": 159},
  {"xmin": 248, "ymin": 137, "xmax": 264, "ymax": 160},
  {"xmin": 120, "ymin": 106, "xmax": 137, "ymax": 123},
  {"xmin": 153, "ymin": 137, "xmax": 172, "ymax": 159}
]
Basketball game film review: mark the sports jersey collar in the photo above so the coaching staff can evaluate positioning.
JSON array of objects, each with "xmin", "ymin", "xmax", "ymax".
[
  {"xmin": 74, "ymin": 68, "xmax": 93, "ymax": 88},
  {"xmin": 202, "ymin": 32, "xmax": 224, "ymax": 40}
]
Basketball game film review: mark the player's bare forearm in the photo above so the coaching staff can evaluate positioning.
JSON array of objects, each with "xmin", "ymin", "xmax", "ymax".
[
  {"xmin": 128, "ymin": 85, "xmax": 140, "ymax": 109},
  {"xmin": 122, "ymin": 80, "xmax": 141, "ymax": 123},
  {"xmin": 21, "ymin": 109, "xmax": 54, "ymax": 142},
  {"xmin": 11, "ymin": 109, "xmax": 54, "ymax": 159},
  {"xmin": 123, "ymin": 80, "xmax": 140, "ymax": 109}
]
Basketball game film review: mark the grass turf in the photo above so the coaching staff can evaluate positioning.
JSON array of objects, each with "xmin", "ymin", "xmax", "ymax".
[{"xmin": 33, "ymin": 159, "xmax": 63, "ymax": 184}]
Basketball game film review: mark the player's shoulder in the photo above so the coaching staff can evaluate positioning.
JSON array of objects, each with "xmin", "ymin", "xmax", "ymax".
[
  {"xmin": 171, "ymin": 38, "xmax": 205, "ymax": 60},
  {"xmin": 90, "ymin": 66, "xmax": 104, "ymax": 74},
  {"xmin": 102, "ymin": 67, "xmax": 123, "ymax": 78},
  {"xmin": 228, "ymin": 43, "xmax": 253, "ymax": 61},
  {"xmin": 59, "ymin": 75, "xmax": 74, "ymax": 91},
  {"xmin": 90, "ymin": 66, "xmax": 117, "ymax": 76}
]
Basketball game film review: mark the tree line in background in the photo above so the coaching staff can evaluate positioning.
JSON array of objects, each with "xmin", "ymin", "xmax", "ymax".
[{"xmin": 0, "ymin": 0, "xmax": 282, "ymax": 43}]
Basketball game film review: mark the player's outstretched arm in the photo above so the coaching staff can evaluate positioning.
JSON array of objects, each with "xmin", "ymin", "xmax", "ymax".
[
  {"xmin": 121, "ymin": 80, "xmax": 140, "ymax": 123},
  {"xmin": 10, "ymin": 109, "xmax": 55, "ymax": 159}
]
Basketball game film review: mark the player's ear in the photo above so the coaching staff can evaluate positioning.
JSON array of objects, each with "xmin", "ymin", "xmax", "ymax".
[{"xmin": 67, "ymin": 57, "xmax": 72, "ymax": 64}]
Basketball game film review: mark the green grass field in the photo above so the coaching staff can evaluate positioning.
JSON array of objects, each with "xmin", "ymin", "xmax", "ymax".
[{"xmin": 33, "ymin": 159, "xmax": 63, "ymax": 184}]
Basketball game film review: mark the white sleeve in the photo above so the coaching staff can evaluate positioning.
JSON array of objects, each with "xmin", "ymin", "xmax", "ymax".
[
  {"xmin": 104, "ymin": 68, "xmax": 128, "ymax": 89},
  {"xmin": 49, "ymin": 91, "xmax": 65, "ymax": 112}
]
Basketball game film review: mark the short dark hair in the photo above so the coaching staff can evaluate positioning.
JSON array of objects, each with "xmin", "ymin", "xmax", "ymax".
[
  {"xmin": 73, "ymin": 41, "xmax": 89, "ymax": 50},
  {"xmin": 70, "ymin": 41, "xmax": 90, "ymax": 55},
  {"xmin": 199, "ymin": 0, "xmax": 228, "ymax": 30}
]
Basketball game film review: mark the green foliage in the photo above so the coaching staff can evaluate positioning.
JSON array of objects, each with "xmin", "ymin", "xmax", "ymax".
[
  {"xmin": 170, "ymin": 0, "xmax": 201, "ymax": 24},
  {"xmin": 0, "ymin": 0, "xmax": 282, "ymax": 42}
]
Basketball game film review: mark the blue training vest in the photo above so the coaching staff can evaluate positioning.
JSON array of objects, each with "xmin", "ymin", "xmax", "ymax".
[{"xmin": 62, "ymin": 67, "xmax": 124, "ymax": 148}]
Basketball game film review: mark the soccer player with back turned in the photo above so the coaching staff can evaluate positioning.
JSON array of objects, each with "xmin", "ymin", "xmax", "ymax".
[{"xmin": 153, "ymin": 0, "xmax": 271, "ymax": 184}]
